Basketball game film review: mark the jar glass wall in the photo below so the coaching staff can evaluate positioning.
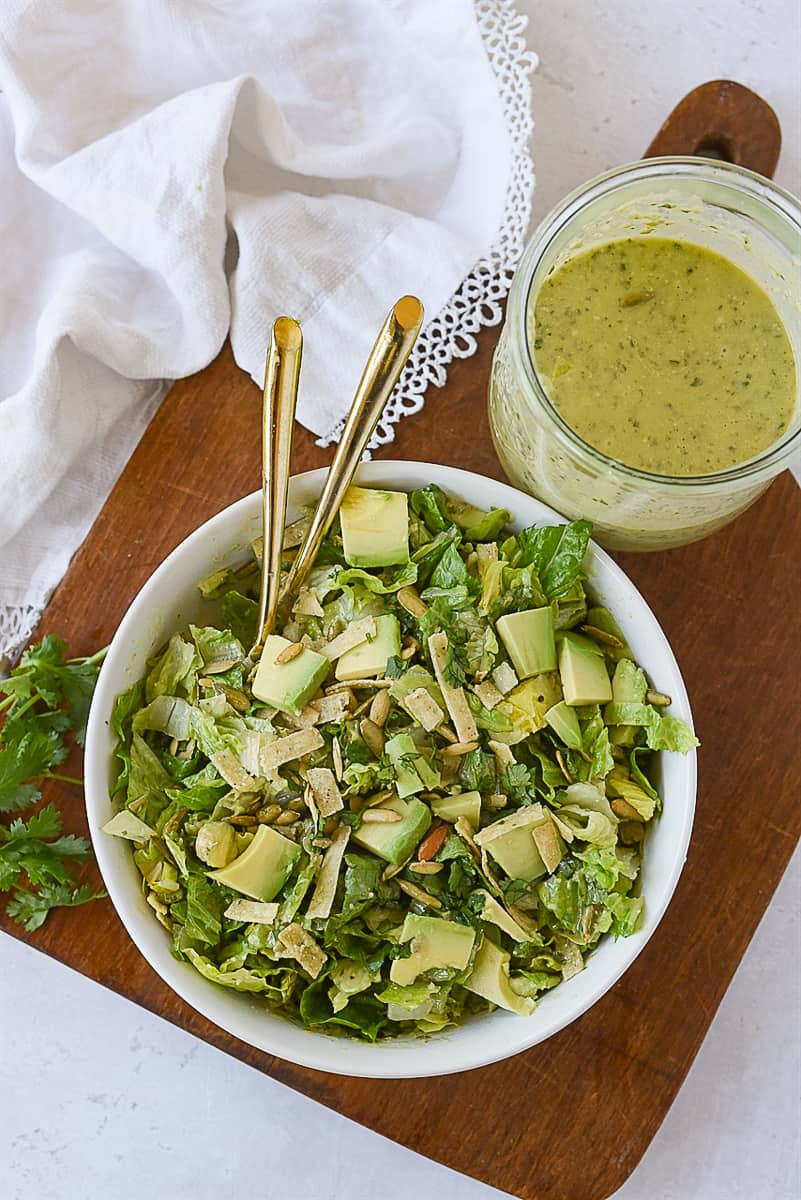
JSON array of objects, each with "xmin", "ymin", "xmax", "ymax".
[{"xmin": 488, "ymin": 158, "xmax": 801, "ymax": 551}]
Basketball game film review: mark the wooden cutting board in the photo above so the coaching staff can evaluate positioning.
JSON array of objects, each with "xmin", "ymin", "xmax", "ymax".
[{"xmin": 3, "ymin": 84, "xmax": 800, "ymax": 1200}]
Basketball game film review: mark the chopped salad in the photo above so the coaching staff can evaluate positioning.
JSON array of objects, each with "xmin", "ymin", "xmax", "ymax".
[{"xmin": 106, "ymin": 484, "xmax": 698, "ymax": 1040}]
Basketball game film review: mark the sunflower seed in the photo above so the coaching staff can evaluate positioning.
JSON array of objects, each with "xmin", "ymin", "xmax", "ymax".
[
  {"xmin": 397, "ymin": 879, "xmax": 442, "ymax": 908},
  {"xmin": 226, "ymin": 814, "xmax": 257, "ymax": 828},
  {"xmin": 368, "ymin": 688, "xmax": 391, "ymax": 727},
  {"xmin": 440, "ymin": 740, "xmax": 479, "ymax": 757},
  {"xmin": 258, "ymin": 804, "xmax": 282, "ymax": 824},
  {"xmin": 204, "ymin": 658, "xmax": 238, "ymax": 675},
  {"xmin": 381, "ymin": 859, "xmax": 410, "ymax": 882},
  {"xmin": 360, "ymin": 717, "xmax": 386, "ymax": 757},
  {"xmin": 408, "ymin": 861, "xmax": 444, "ymax": 875},
  {"xmin": 646, "ymin": 689, "xmax": 672, "ymax": 707},
  {"xmin": 222, "ymin": 686, "xmax": 251, "ymax": 712},
  {"xmin": 361, "ymin": 809, "xmax": 402, "ymax": 824},
  {"xmin": 580, "ymin": 624, "xmax": 625, "ymax": 648},
  {"xmin": 274, "ymin": 811, "xmax": 300, "ymax": 826},
  {"xmin": 555, "ymin": 749, "xmax": 574, "ymax": 784},
  {"xmin": 326, "ymin": 678, "xmax": 391, "ymax": 692},
  {"xmin": 332, "ymin": 736, "xmax": 343, "ymax": 781},
  {"xmin": 276, "ymin": 641, "xmax": 304, "ymax": 664},
  {"xmin": 364, "ymin": 788, "xmax": 395, "ymax": 808},
  {"xmin": 397, "ymin": 586, "xmax": 428, "ymax": 617}
]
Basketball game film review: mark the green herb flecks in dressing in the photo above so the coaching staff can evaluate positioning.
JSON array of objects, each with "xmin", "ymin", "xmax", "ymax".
[{"xmin": 530, "ymin": 237, "xmax": 796, "ymax": 476}]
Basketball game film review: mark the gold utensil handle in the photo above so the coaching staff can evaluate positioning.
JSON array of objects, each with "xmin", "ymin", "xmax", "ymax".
[
  {"xmin": 283, "ymin": 295, "xmax": 424, "ymax": 602},
  {"xmin": 253, "ymin": 316, "xmax": 302, "ymax": 655}
]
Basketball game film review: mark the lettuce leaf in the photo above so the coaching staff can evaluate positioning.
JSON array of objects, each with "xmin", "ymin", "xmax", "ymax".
[
  {"xmin": 220, "ymin": 591, "xmax": 259, "ymax": 649},
  {"xmin": 334, "ymin": 561, "xmax": 417, "ymax": 594},
  {"xmin": 604, "ymin": 702, "xmax": 699, "ymax": 753},
  {"xmin": 515, "ymin": 520, "xmax": 592, "ymax": 601},
  {"xmin": 145, "ymin": 634, "xmax": 200, "ymax": 702}
]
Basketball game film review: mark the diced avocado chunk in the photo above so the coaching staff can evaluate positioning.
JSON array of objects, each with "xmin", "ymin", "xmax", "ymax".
[
  {"xmin": 389, "ymin": 913, "xmax": 475, "ymax": 986},
  {"xmin": 335, "ymin": 614, "xmax": 401, "ymax": 681},
  {"xmin": 474, "ymin": 805, "xmax": 549, "ymax": 882},
  {"xmin": 101, "ymin": 810, "xmax": 156, "ymax": 842},
  {"xmin": 431, "ymin": 791, "xmax": 481, "ymax": 829},
  {"xmin": 544, "ymin": 700, "xmax": 582, "ymax": 749},
  {"xmin": 610, "ymin": 658, "xmax": 648, "ymax": 703},
  {"xmin": 208, "ymin": 824, "xmax": 300, "ymax": 901},
  {"xmin": 385, "ymin": 732, "xmax": 440, "ymax": 798},
  {"xmin": 464, "ymin": 936, "xmax": 536, "ymax": 1016},
  {"xmin": 252, "ymin": 635, "xmax": 329, "ymax": 714},
  {"xmin": 340, "ymin": 486, "xmax": 410, "ymax": 567},
  {"xmin": 558, "ymin": 633, "xmax": 612, "ymax": 706},
  {"xmin": 351, "ymin": 795, "xmax": 431, "ymax": 865},
  {"xmin": 496, "ymin": 607, "xmax": 556, "ymax": 679},
  {"xmin": 472, "ymin": 889, "xmax": 530, "ymax": 942}
]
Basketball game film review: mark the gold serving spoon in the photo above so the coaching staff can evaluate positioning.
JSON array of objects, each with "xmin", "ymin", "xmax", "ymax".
[
  {"xmin": 251, "ymin": 316, "xmax": 303, "ymax": 659},
  {"xmin": 281, "ymin": 294, "xmax": 424, "ymax": 606},
  {"xmin": 251, "ymin": 295, "xmax": 424, "ymax": 660}
]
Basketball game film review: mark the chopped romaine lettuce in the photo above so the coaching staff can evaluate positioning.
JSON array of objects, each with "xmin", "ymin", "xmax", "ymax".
[{"xmin": 107, "ymin": 484, "xmax": 697, "ymax": 1040}]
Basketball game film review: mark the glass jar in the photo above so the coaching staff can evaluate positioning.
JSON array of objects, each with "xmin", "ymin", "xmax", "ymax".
[{"xmin": 488, "ymin": 158, "xmax": 801, "ymax": 550}]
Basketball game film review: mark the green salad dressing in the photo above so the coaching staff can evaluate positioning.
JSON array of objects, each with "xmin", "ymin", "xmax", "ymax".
[{"xmin": 531, "ymin": 237, "xmax": 796, "ymax": 476}]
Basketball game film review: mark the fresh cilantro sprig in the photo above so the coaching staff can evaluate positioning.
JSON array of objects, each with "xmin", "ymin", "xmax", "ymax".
[{"xmin": 0, "ymin": 635, "xmax": 107, "ymax": 930}]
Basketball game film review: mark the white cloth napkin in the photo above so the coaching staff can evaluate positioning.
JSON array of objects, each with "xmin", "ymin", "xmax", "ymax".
[{"xmin": 0, "ymin": 0, "xmax": 535, "ymax": 658}]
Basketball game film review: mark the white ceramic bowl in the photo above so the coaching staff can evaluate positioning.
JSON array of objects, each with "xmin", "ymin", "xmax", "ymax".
[{"xmin": 85, "ymin": 461, "xmax": 696, "ymax": 1078}]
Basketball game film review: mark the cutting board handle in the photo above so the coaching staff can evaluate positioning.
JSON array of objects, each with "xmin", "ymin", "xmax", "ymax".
[{"xmin": 644, "ymin": 80, "xmax": 780, "ymax": 179}]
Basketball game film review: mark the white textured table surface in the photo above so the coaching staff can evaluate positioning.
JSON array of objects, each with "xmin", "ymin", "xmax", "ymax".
[{"xmin": 2, "ymin": 2, "xmax": 800, "ymax": 1198}]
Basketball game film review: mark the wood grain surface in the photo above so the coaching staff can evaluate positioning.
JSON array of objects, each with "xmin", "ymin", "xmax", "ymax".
[
  {"xmin": 3, "ymin": 332, "xmax": 800, "ymax": 1200},
  {"xmin": 644, "ymin": 79, "xmax": 781, "ymax": 175}
]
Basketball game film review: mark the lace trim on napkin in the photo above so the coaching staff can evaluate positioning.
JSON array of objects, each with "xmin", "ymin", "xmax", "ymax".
[
  {"xmin": 0, "ymin": 605, "xmax": 41, "ymax": 671},
  {"xmin": 317, "ymin": 0, "xmax": 537, "ymax": 450}
]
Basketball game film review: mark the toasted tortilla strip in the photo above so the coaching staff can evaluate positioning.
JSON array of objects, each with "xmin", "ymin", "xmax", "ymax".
[
  {"xmin": 549, "ymin": 809, "xmax": 575, "ymax": 844},
  {"xmin": 210, "ymin": 749, "xmax": 258, "ymax": 792},
  {"xmin": 310, "ymin": 692, "xmax": 352, "ymax": 724},
  {"xmin": 321, "ymin": 617, "xmax": 377, "ymax": 661},
  {"xmin": 305, "ymin": 825, "xmax": 351, "ymax": 920},
  {"xmin": 224, "ymin": 899, "xmax": 279, "ymax": 925},
  {"xmin": 532, "ymin": 819, "xmax": 564, "ymax": 874},
  {"xmin": 427, "ymin": 631, "xmax": 478, "ymax": 744},
  {"xmin": 260, "ymin": 728, "xmax": 324, "ymax": 772},
  {"xmin": 277, "ymin": 922, "xmax": 327, "ymax": 978},
  {"xmin": 473, "ymin": 680, "xmax": 504, "ymax": 711},
  {"xmin": 404, "ymin": 687, "xmax": 445, "ymax": 732},
  {"xmin": 292, "ymin": 588, "xmax": 325, "ymax": 618},
  {"xmin": 488, "ymin": 739, "xmax": 516, "ymax": 771},
  {"xmin": 306, "ymin": 766, "xmax": 344, "ymax": 817}
]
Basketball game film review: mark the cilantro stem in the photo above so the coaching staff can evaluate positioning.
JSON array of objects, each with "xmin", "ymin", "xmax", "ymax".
[
  {"xmin": 1, "ymin": 691, "xmax": 43, "ymax": 724},
  {"xmin": 0, "ymin": 695, "xmax": 14, "ymax": 714},
  {"xmin": 67, "ymin": 647, "xmax": 108, "ymax": 668},
  {"xmin": 44, "ymin": 773, "xmax": 84, "ymax": 786}
]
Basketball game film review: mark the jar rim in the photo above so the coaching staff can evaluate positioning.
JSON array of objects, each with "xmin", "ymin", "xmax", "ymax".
[{"xmin": 509, "ymin": 156, "xmax": 801, "ymax": 491}]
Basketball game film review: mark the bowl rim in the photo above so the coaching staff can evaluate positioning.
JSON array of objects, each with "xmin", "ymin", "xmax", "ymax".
[{"xmin": 84, "ymin": 461, "xmax": 697, "ymax": 1078}]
